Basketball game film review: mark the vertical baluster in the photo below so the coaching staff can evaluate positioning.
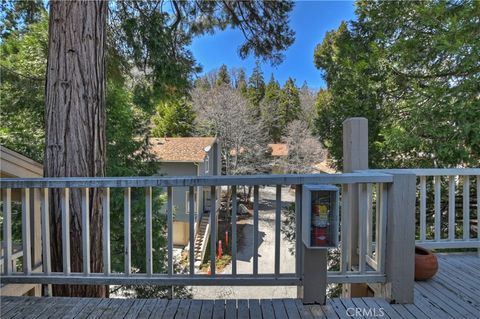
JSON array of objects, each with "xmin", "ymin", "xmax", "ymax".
[
  {"xmin": 295, "ymin": 185, "xmax": 302, "ymax": 278},
  {"xmin": 434, "ymin": 176, "xmax": 441, "ymax": 241},
  {"xmin": 146, "ymin": 187, "xmax": 153, "ymax": 276},
  {"xmin": 448, "ymin": 177, "xmax": 456, "ymax": 241},
  {"xmin": 477, "ymin": 176, "xmax": 480, "ymax": 245},
  {"xmin": 2, "ymin": 189, "xmax": 12, "ymax": 275},
  {"xmin": 124, "ymin": 188, "xmax": 131, "ymax": 275},
  {"xmin": 341, "ymin": 185, "xmax": 350, "ymax": 273},
  {"xmin": 463, "ymin": 176, "xmax": 470, "ymax": 240},
  {"xmin": 275, "ymin": 185, "xmax": 281, "ymax": 276},
  {"xmin": 419, "ymin": 176, "xmax": 427, "ymax": 241},
  {"xmin": 374, "ymin": 184, "xmax": 380, "ymax": 267},
  {"xmin": 189, "ymin": 186, "xmax": 195, "ymax": 276},
  {"xmin": 210, "ymin": 186, "xmax": 216, "ymax": 276},
  {"xmin": 166, "ymin": 186, "xmax": 173, "ymax": 276},
  {"xmin": 358, "ymin": 184, "xmax": 367, "ymax": 273},
  {"xmin": 377, "ymin": 183, "xmax": 388, "ymax": 273},
  {"xmin": 103, "ymin": 188, "xmax": 110, "ymax": 275},
  {"xmin": 40, "ymin": 188, "xmax": 50, "ymax": 275},
  {"xmin": 253, "ymin": 185, "xmax": 259, "ymax": 275},
  {"xmin": 231, "ymin": 185, "xmax": 237, "ymax": 276},
  {"xmin": 22, "ymin": 189, "xmax": 31, "ymax": 274},
  {"xmin": 61, "ymin": 188, "xmax": 70, "ymax": 275},
  {"xmin": 81, "ymin": 188, "xmax": 90, "ymax": 274},
  {"xmin": 366, "ymin": 184, "xmax": 373, "ymax": 257}
]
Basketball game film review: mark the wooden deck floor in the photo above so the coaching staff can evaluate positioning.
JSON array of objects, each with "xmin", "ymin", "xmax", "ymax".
[{"xmin": 1, "ymin": 253, "xmax": 478, "ymax": 318}]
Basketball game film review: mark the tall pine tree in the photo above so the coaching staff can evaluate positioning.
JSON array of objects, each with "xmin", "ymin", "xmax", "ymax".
[
  {"xmin": 236, "ymin": 68, "xmax": 248, "ymax": 96},
  {"xmin": 216, "ymin": 64, "xmax": 231, "ymax": 87},
  {"xmin": 247, "ymin": 61, "xmax": 265, "ymax": 118},
  {"xmin": 260, "ymin": 75, "xmax": 283, "ymax": 142},
  {"xmin": 280, "ymin": 77, "xmax": 301, "ymax": 128}
]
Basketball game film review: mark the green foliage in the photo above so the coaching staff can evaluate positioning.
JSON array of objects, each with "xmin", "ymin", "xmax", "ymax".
[
  {"xmin": 112, "ymin": 0, "xmax": 295, "ymax": 104},
  {"xmin": 236, "ymin": 69, "xmax": 248, "ymax": 96},
  {"xmin": 0, "ymin": 13, "xmax": 48, "ymax": 162},
  {"xmin": 113, "ymin": 1, "xmax": 199, "ymax": 103},
  {"xmin": 105, "ymin": 80, "xmax": 157, "ymax": 177},
  {"xmin": 158, "ymin": 1, "xmax": 295, "ymax": 65},
  {"xmin": 280, "ymin": 77, "xmax": 301, "ymax": 126},
  {"xmin": 260, "ymin": 75, "xmax": 283, "ymax": 142},
  {"xmin": 314, "ymin": 1, "xmax": 480, "ymax": 169},
  {"xmin": 151, "ymin": 98, "xmax": 196, "ymax": 137},
  {"xmin": 247, "ymin": 61, "xmax": 266, "ymax": 117},
  {"xmin": 216, "ymin": 64, "xmax": 231, "ymax": 87},
  {"xmin": 0, "ymin": 0, "xmax": 45, "ymax": 37}
]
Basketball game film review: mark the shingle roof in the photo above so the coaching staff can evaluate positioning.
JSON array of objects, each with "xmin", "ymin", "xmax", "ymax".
[
  {"xmin": 149, "ymin": 137, "xmax": 216, "ymax": 162},
  {"xmin": 268, "ymin": 143, "xmax": 289, "ymax": 157}
]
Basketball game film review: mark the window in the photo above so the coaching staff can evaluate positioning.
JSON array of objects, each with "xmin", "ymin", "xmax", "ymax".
[{"xmin": 204, "ymin": 155, "xmax": 209, "ymax": 174}]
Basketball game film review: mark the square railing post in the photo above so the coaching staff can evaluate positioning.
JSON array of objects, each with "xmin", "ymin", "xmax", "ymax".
[
  {"xmin": 300, "ymin": 246, "xmax": 327, "ymax": 304},
  {"xmin": 297, "ymin": 184, "xmax": 327, "ymax": 305},
  {"xmin": 382, "ymin": 171, "xmax": 416, "ymax": 303},
  {"xmin": 342, "ymin": 117, "xmax": 368, "ymax": 297}
]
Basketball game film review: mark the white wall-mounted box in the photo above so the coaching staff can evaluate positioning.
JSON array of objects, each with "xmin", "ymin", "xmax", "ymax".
[{"xmin": 302, "ymin": 184, "xmax": 339, "ymax": 249}]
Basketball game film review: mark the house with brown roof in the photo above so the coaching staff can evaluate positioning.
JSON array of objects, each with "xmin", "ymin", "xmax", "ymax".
[{"xmin": 149, "ymin": 137, "xmax": 220, "ymax": 248}]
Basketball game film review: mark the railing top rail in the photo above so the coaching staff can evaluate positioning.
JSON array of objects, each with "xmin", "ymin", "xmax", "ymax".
[
  {"xmin": 0, "ymin": 172, "xmax": 393, "ymax": 189},
  {"xmin": 364, "ymin": 168, "xmax": 480, "ymax": 177}
]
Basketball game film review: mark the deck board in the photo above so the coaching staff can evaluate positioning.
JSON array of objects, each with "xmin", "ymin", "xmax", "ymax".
[
  {"xmin": 199, "ymin": 300, "xmax": 214, "ymax": 319},
  {"xmin": 224, "ymin": 299, "xmax": 236, "ymax": 319},
  {"xmin": 272, "ymin": 299, "xmax": 288, "ymax": 319},
  {"xmin": 186, "ymin": 300, "xmax": 202, "ymax": 319},
  {"xmin": 236, "ymin": 300, "xmax": 249, "ymax": 319},
  {"xmin": 175, "ymin": 299, "xmax": 191, "ymax": 319},
  {"xmin": 1, "ymin": 253, "xmax": 478, "ymax": 318},
  {"xmin": 294, "ymin": 299, "xmax": 315, "ymax": 319},
  {"xmin": 247, "ymin": 299, "xmax": 261, "ymax": 318},
  {"xmin": 283, "ymin": 299, "xmax": 301, "ymax": 319},
  {"xmin": 262, "ymin": 299, "xmax": 277, "ymax": 319},
  {"xmin": 212, "ymin": 299, "xmax": 225, "ymax": 319},
  {"xmin": 123, "ymin": 298, "xmax": 146, "ymax": 319},
  {"xmin": 328, "ymin": 298, "xmax": 351, "ymax": 319},
  {"xmin": 162, "ymin": 299, "xmax": 180, "ymax": 319}
]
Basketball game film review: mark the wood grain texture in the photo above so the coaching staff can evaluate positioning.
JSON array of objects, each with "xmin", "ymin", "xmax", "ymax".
[{"xmin": 44, "ymin": 0, "xmax": 108, "ymax": 297}]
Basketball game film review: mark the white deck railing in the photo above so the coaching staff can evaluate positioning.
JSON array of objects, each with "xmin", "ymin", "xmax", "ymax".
[
  {"xmin": 363, "ymin": 168, "xmax": 480, "ymax": 250},
  {"xmin": 0, "ymin": 172, "xmax": 392, "ymax": 287},
  {"xmin": 410, "ymin": 168, "xmax": 480, "ymax": 249}
]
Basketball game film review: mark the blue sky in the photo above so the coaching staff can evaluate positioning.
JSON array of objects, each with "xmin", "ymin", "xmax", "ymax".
[{"xmin": 190, "ymin": 1, "xmax": 356, "ymax": 89}]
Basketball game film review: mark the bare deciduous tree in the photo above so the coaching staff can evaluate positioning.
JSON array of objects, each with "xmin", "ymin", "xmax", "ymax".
[
  {"xmin": 191, "ymin": 85, "xmax": 270, "ymax": 176},
  {"xmin": 278, "ymin": 120, "xmax": 326, "ymax": 174}
]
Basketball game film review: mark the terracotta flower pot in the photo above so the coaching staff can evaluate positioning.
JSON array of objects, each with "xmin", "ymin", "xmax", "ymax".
[{"xmin": 415, "ymin": 246, "xmax": 438, "ymax": 281}]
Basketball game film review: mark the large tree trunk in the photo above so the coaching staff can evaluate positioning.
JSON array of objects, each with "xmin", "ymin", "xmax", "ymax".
[{"xmin": 45, "ymin": 0, "xmax": 108, "ymax": 297}]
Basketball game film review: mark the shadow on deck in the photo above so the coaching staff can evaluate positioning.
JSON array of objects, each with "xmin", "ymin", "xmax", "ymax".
[{"xmin": 1, "ymin": 253, "xmax": 478, "ymax": 318}]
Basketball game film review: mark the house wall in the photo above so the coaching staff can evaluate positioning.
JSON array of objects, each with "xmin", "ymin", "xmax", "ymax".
[
  {"xmin": 0, "ymin": 146, "xmax": 42, "ymax": 297},
  {"xmin": 157, "ymin": 141, "xmax": 221, "ymax": 246},
  {"xmin": 158, "ymin": 162, "xmax": 200, "ymax": 246}
]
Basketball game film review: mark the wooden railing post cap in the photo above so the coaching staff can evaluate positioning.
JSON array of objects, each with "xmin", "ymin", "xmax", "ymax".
[{"xmin": 342, "ymin": 117, "xmax": 368, "ymax": 125}]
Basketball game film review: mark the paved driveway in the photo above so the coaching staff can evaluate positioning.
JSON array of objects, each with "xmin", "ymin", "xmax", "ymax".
[{"xmin": 190, "ymin": 186, "xmax": 298, "ymax": 299}]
